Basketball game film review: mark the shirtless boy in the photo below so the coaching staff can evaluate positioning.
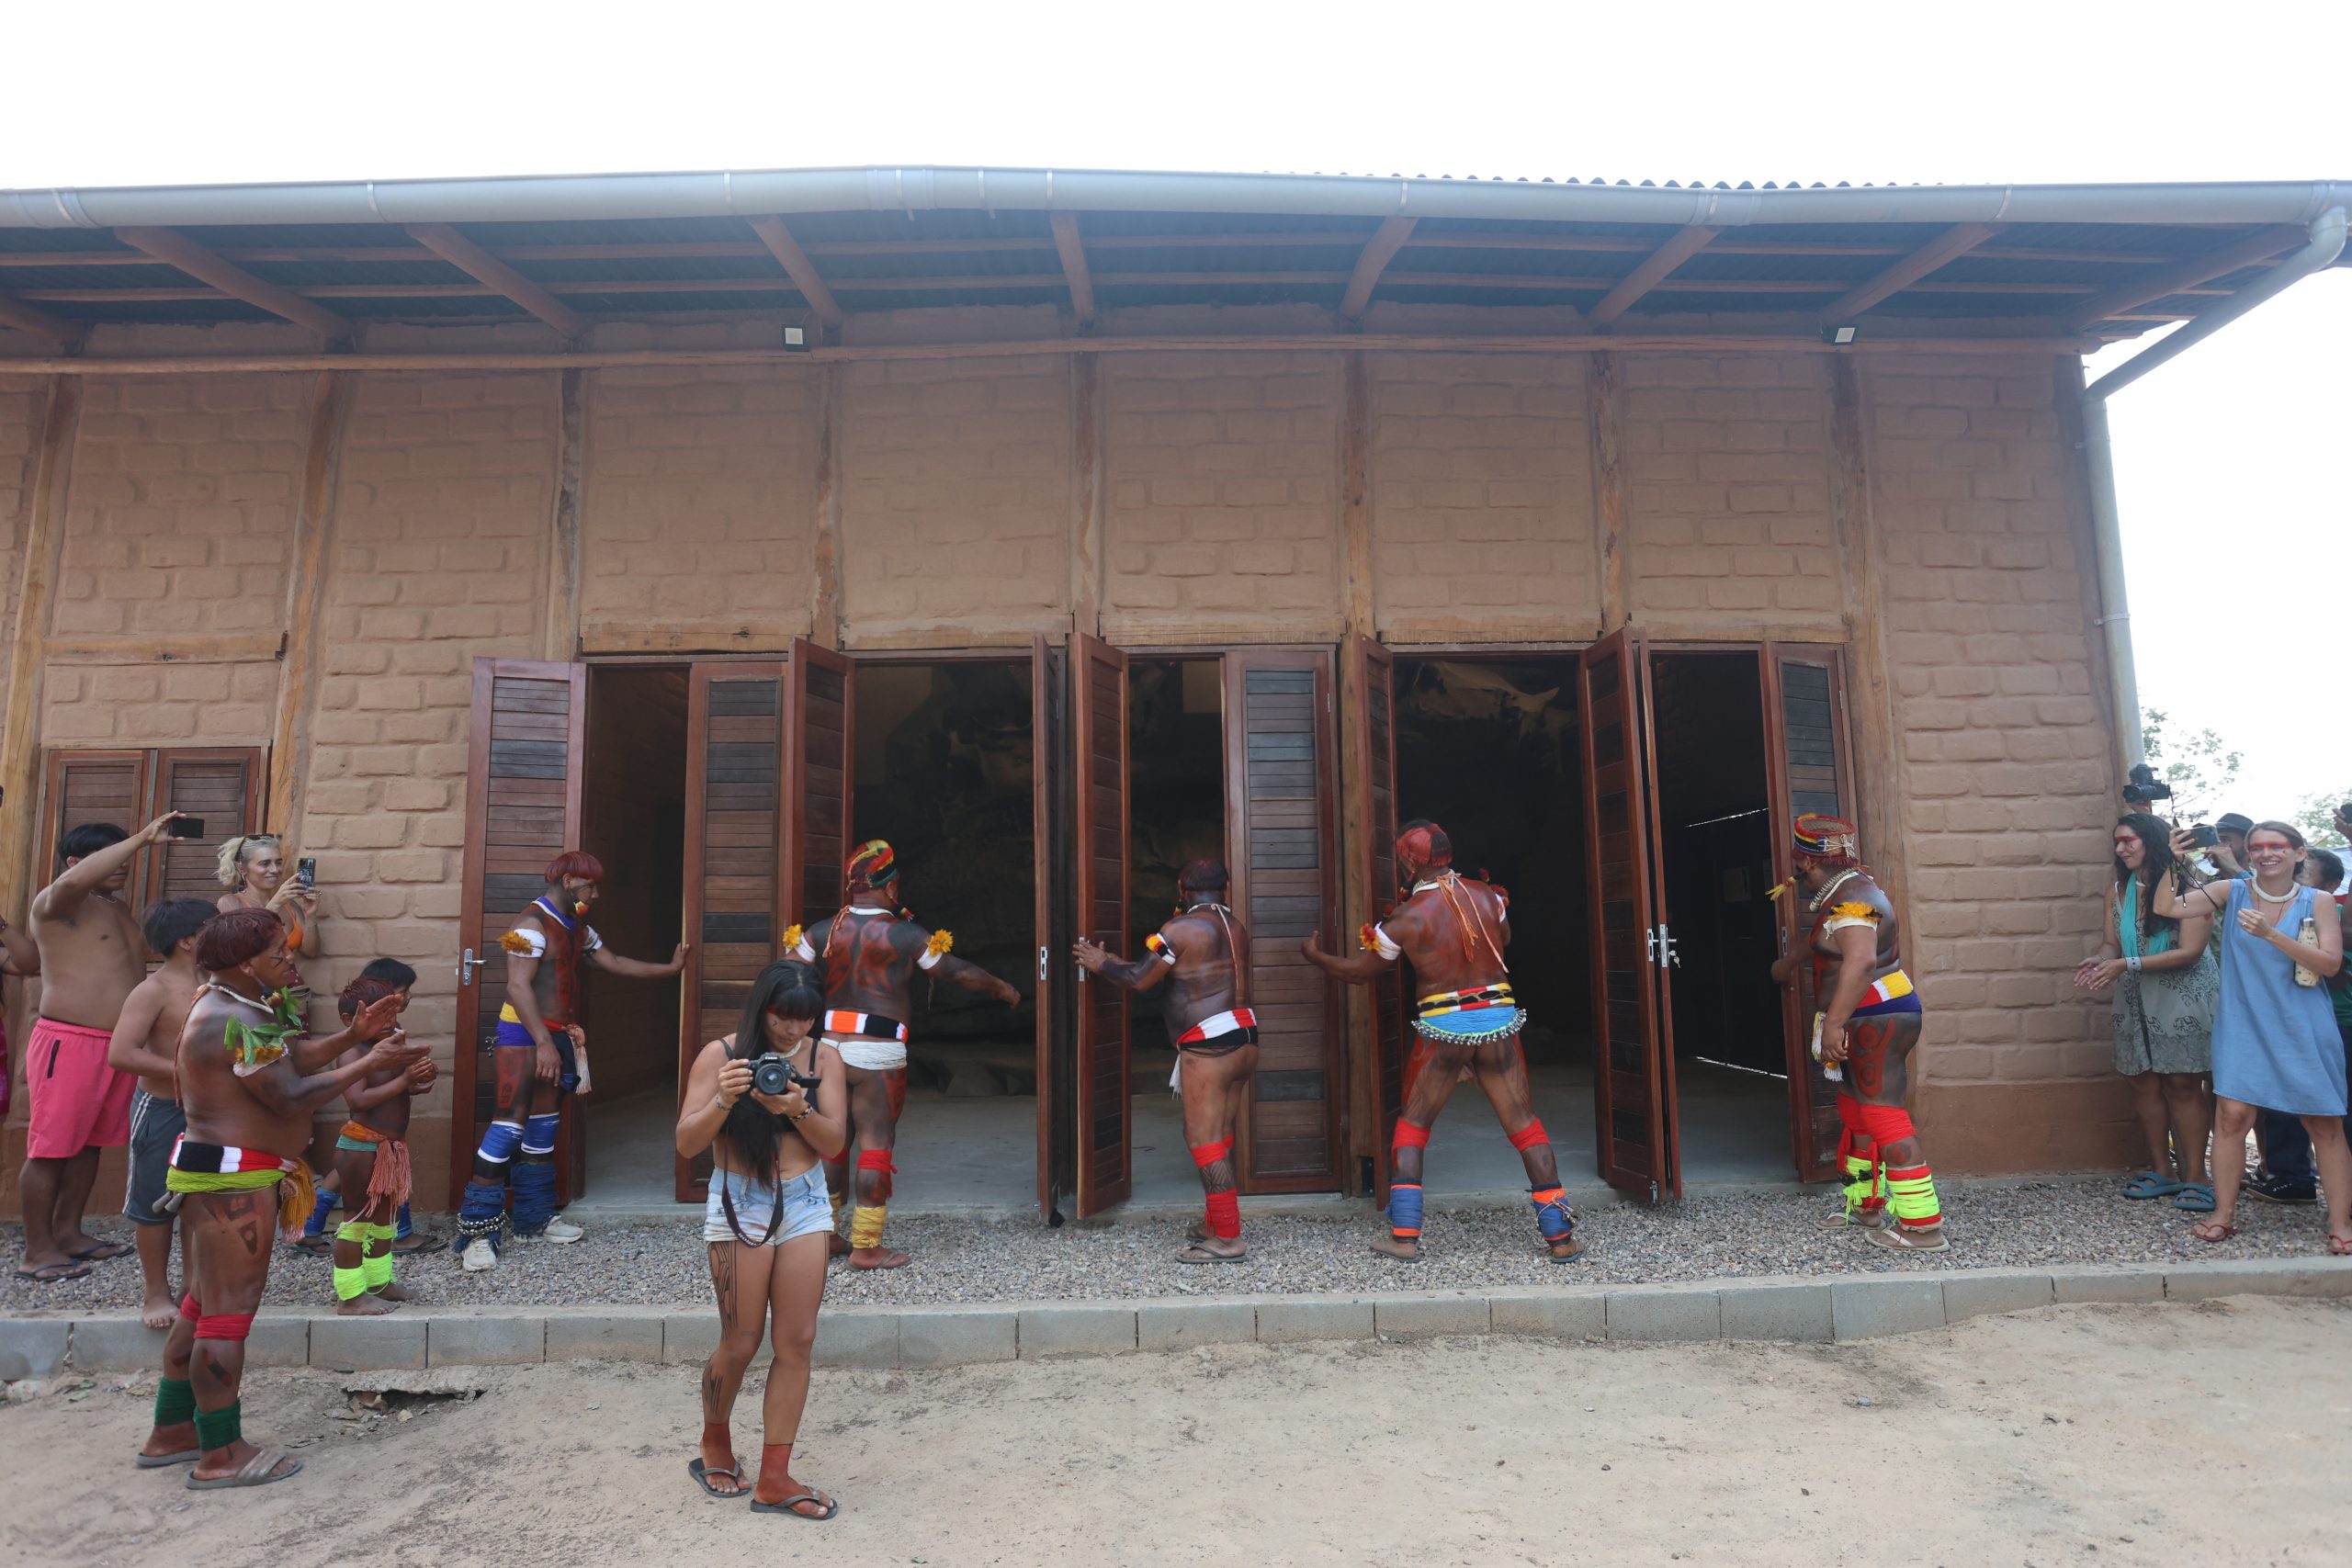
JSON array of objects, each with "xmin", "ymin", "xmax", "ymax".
[
  {"xmin": 105, "ymin": 898, "xmax": 217, "ymax": 1328},
  {"xmin": 789, "ymin": 840, "xmax": 1020, "ymax": 1269},
  {"xmin": 1075, "ymin": 858, "xmax": 1259, "ymax": 1262},
  {"xmin": 324, "ymin": 976, "xmax": 435, "ymax": 1314},
  {"xmin": 18, "ymin": 813, "xmax": 184, "ymax": 1284},
  {"xmin": 133, "ymin": 906, "xmax": 421, "ymax": 1487},
  {"xmin": 1305, "ymin": 819, "xmax": 1583, "ymax": 1262}
]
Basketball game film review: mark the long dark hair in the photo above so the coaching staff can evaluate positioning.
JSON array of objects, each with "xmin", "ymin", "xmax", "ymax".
[
  {"xmin": 2113, "ymin": 812, "xmax": 2178, "ymax": 949},
  {"xmin": 718, "ymin": 960, "xmax": 825, "ymax": 1183}
]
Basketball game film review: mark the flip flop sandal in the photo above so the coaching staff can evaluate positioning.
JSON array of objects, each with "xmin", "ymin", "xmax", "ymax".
[
  {"xmin": 2188, "ymin": 1220, "xmax": 2239, "ymax": 1244},
  {"xmin": 688, "ymin": 1458, "xmax": 747, "ymax": 1498},
  {"xmin": 135, "ymin": 1449, "xmax": 201, "ymax": 1469},
  {"xmin": 2328, "ymin": 1235, "xmax": 2352, "ymax": 1258},
  {"xmin": 750, "ymin": 1490, "xmax": 839, "ymax": 1520},
  {"xmin": 2171, "ymin": 1183, "xmax": 2217, "ymax": 1213},
  {"xmin": 14, "ymin": 1261, "xmax": 94, "ymax": 1284},
  {"xmin": 1865, "ymin": 1224, "xmax": 1950, "ymax": 1253},
  {"xmin": 186, "ymin": 1449, "xmax": 301, "ymax": 1490},
  {"xmin": 2121, "ymin": 1172, "xmax": 2188, "ymax": 1200},
  {"xmin": 67, "ymin": 1240, "xmax": 134, "ymax": 1262},
  {"xmin": 1175, "ymin": 1245, "xmax": 1248, "ymax": 1264},
  {"xmin": 1545, "ymin": 1237, "xmax": 1589, "ymax": 1264}
]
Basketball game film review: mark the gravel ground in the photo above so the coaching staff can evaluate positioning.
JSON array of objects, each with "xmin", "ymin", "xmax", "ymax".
[{"xmin": 6, "ymin": 1173, "xmax": 2345, "ymax": 1314}]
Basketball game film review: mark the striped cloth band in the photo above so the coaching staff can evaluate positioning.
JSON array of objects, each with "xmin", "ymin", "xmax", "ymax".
[
  {"xmin": 1176, "ymin": 1008, "xmax": 1258, "ymax": 1045},
  {"xmin": 823, "ymin": 1010, "xmax": 908, "ymax": 1042},
  {"xmin": 1417, "ymin": 984, "xmax": 1517, "ymax": 1019},
  {"xmin": 168, "ymin": 1136, "xmax": 299, "ymax": 1176}
]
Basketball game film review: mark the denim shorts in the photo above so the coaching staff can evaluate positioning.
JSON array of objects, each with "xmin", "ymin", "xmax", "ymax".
[{"xmin": 702, "ymin": 1164, "xmax": 833, "ymax": 1247}]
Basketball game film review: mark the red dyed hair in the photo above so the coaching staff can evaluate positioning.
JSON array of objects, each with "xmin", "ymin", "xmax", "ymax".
[
  {"xmin": 337, "ymin": 976, "xmax": 402, "ymax": 1021},
  {"xmin": 544, "ymin": 851, "xmax": 605, "ymax": 884},
  {"xmin": 195, "ymin": 906, "xmax": 285, "ymax": 974}
]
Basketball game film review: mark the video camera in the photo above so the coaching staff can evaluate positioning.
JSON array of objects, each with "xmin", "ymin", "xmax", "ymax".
[
  {"xmin": 750, "ymin": 1053, "xmax": 821, "ymax": 1099},
  {"xmin": 2121, "ymin": 762, "xmax": 2172, "ymax": 807}
]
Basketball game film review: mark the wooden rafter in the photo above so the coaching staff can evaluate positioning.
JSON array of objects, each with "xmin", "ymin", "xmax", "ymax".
[
  {"xmin": 2060, "ymin": 223, "xmax": 2306, "ymax": 331},
  {"xmin": 1819, "ymin": 222, "xmax": 2004, "ymax": 321},
  {"xmin": 0, "ymin": 292, "xmax": 78, "ymax": 344},
  {"xmin": 1049, "ymin": 214, "xmax": 1095, "ymax": 322},
  {"xmin": 746, "ymin": 216, "xmax": 843, "ymax": 328},
  {"xmin": 405, "ymin": 223, "xmax": 587, "ymax": 341},
  {"xmin": 1340, "ymin": 217, "xmax": 1418, "ymax": 319},
  {"xmin": 110, "ymin": 226, "xmax": 352, "ymax": 340},
  {"xmin": 1589, "ymin": 224, "xmax": 1722, "ymax": 326}
]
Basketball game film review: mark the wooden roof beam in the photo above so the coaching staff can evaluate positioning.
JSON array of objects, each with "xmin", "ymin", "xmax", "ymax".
[
  {"xmin": 1049, "ymin": 214, "xmax": 1095, "ymax": 323},
  {"xmin": 1589, "ymin": 224, "xmax": 1722, "ymax": 326},
  {"xmin": 1340, "ymin": 217, "xmax": 1418, "ymax": 320},
  {"xmin": 1820, "ymin": 222, "xmax": 2004, "ymax": 322},
  {"xmin": 2061, "ymin": 223, "xmax": 2306, "ymax": 332},
  {"xmin": 404, "ymin": 223, "xmax": 587, "ymax": 342},
  {"xmin": 0, "ymin": 293, "xmax": 79, "ymax": 344},
  {"xmin": 110, "ymin": 226, "xmax": 352, "ymax": 341},
  {"xmin": 746, "ymin": 216, "xmax": 843, "ymax": 329}
]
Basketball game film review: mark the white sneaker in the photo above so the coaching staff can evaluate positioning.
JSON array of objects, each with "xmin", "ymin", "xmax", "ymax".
[
  {"xmin": 540, "ymin": 1218, "xmax": 585, "ymax": 1245},
  {"xmin": 459, "ymin": 1238, "xmax": 499, "ymax": 1272}
]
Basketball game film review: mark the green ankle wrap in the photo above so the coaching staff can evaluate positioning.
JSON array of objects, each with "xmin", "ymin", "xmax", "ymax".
[
  {"xmin": 153, "ymin": 1376, "xmax": 196, "ymax": 1427},
  {"xmin": 192, "ymin": 1399, "xmax": 242, "ymax": 1452}
]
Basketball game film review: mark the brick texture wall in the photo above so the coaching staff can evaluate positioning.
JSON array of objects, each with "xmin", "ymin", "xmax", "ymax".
[
  {"xmin": 1367, "ymin": 352, "xmax": 1600, "ymax": 642},
  {"xmin": 1103, "ymin": 352, "xmax": 1343, "ymax": 643},
  {"xmin": 840, "ymin": 355, "xmax": 1071, "ymax": 645},
  {"xmin": 580, "ymin": 365, "xmax": 817, "ymax": 649}
]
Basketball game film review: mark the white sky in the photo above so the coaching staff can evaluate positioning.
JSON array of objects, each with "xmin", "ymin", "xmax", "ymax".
[{"xmin": 10, "ymin": 2, "xmax": 2347, "ymax": 816}]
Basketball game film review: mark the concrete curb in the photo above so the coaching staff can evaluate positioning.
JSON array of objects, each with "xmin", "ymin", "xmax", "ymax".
[{"xmin": 9, "ymin": 1258, "xmax": 2348, "ymax": 1379}]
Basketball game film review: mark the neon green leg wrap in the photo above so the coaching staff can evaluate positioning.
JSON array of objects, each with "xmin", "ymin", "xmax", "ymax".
[
  {"xmin": 333, "ymin": 1217, "xmax": 371, "ymax": 1300},
  {"xmin": 362, "ymin": 1222, "xmax": 396, "ymax": 1291}
]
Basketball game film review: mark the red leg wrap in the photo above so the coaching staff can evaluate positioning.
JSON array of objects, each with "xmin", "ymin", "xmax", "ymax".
[
  {"xmin": 1392, "ymin": 1120, "xmax": 1431, "ymax": 1152},
  {"xmin": 855, "ymin": 1146, "xmax": 897, "ymax": 1202},
  {"xmin": 178, "ymin": 1292, "xmax": 201, "ymax": 1324},
  {"xmin": 1190, "ymin": 1137, "xmax": 1235, "ymax": 1169},
  {"xmin": 194, "ymin": 1313, "xmax": 254, "ymax": 1342},
  {"xmin": 1507, "ymin": 1120, "xmax": 1549, "ymax": 1153},
  {"xmin": 1203, "ymin": 1189, "xmax": 1241, "ymax": 1239},
  {"xmin": 1851, "ymin": 1103, "xmax": 1916, "ymax": 1145}
]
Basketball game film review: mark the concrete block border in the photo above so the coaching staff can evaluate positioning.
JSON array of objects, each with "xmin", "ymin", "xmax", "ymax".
[{"xmin": 17, "ymin": 1258, "xmax": 2349, "ymax": 1377}]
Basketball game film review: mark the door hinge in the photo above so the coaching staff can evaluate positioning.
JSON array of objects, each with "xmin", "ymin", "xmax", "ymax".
[{"xmin": 457, "ymin": 947, "xmax": 479, "ymax": 987}]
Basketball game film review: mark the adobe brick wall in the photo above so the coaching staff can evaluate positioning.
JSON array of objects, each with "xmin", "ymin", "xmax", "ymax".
[{"xmin": 580, "ymin": 365, "xmax": 818, "ymax": 649}]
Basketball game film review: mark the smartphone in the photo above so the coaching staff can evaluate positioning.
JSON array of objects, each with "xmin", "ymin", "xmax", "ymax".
[
  {"xmin": 297, "ymin": 857, "xmax": 316, "ymax": 887},
  {"xmin": 165, "ymin": 817, "xmax": 206, "ymax": 839},
  {"xmin": 2183, "ymin": 824, "xmax": 2220, "ymax": 850}
]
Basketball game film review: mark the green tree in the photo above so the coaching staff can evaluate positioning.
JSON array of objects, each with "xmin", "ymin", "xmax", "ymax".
[
  {"xmin": 2140, "ymin": 707, "xmax": 2243, "ymax": 824},
  {"xmin": 2292, "ymin": 790, "xmax": 2350, "ymax": 850}
]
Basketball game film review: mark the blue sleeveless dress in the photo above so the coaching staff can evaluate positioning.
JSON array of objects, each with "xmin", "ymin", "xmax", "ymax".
[{"xmin": 2210, "ymin": 882, "xmax": 2346, "ymax": 1116}]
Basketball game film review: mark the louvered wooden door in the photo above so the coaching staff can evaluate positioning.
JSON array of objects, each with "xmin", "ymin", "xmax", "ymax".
[
  {"xmin": 1225, "ymin": 648, "xmax": 1343, "ymax": 1194},
  {"xmin": 453, "ymin": 660, "xmax": 586, "ymax": 1207},
  {"xmin": 783, "ymin": 640, "xmax": 854, "ymax": 927},
  {"xmin": 1030, "ymin": 635, "xmax": 1067, "ymax": 1222},
  {"xmin": 1069, "ymin": 632, "xmax": 1131, "ymax": 1216}
]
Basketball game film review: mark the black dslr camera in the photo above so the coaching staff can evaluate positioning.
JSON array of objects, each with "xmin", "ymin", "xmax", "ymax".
[
  {"xmin": 2121, "ymin": 762, "xmax": 2172, "ymax": 806},
  {"xmin": 750, "ymin": 1054, "xmax": 821, "ymax": 1099}
]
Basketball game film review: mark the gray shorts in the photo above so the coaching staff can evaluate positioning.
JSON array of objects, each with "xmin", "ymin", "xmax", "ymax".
[
  {"xmin": 703, "ymin": 1164, "xmax": 833, "ymax": 1247},
  {"xmin": 123, "ymin": 1089, "xmax": 186, "ymax": 1226}
]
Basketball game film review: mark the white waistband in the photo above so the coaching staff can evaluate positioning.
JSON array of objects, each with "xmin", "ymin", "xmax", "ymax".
[{"xmin": 829, "ymin": 1034, "xmax": 909, "ymax": 1071}]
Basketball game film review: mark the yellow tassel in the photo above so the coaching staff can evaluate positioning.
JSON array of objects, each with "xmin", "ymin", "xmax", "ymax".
[
  {"xmin": 781, "ymin": 923, "xmax": 804, "ymax": 953},
  {"xmin": 925, "ymin": 930, "xmax": 953, "ymax": 959},
  {"xmin": 849, "ymin": 1204, "xmax": 888, "ymax": 1250},
  {"xmin": 1828, "ymin": 901, "xmax": 1881, "ymax": 923},
  {"xmin": 1764, "ymin": 876, "xmax": 1796, "ymax": 902},
  {"xmin": 499, "ymin": 931, "xmax": 534, "ymax": 954}
]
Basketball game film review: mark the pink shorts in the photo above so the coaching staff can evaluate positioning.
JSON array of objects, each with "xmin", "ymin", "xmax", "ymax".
[{"xmin": 25, "ymin": 1017, "xmax": 135, "ymax": 1159}]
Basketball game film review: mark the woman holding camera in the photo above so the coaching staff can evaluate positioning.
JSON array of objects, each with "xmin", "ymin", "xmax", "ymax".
[
  {"xmin": 675, "ymin": 960, "xmax": 847, "ymax": 1517},
  {"xmin": 2158, "ymin": 820, "xmax": 2350, "ymax": 1255},
  {"xmin": 2075, "ymin": 814, "xmax": 2219, "ymax": 1210},
  {"xmin": 215, "ymin": 834, "xmax": 321, "ymax": 962}
]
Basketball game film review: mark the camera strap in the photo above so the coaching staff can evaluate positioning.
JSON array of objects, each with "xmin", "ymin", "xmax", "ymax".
[{"xmin": 719, "ymin": 1172, "xmax": 786, "ymax": 1247}]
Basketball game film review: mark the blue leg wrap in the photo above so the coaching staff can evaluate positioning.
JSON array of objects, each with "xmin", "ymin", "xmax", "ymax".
[
  {"xmin": 1532, "ymin": 1189, "xmax": 1576, "ymax": 1242},
  {"xmin": 511, "ymin": 1159, "xmax": 559, "ymax": 1235},
  {"xmin": 395, "ymin": 1201, "xmax": 413, "ymax": 1241},
  {"xmin": 520, "ymin": 1113, "xmax": 560, "ymax": 1156},
  {"xmin": 1386, "ymin": 1180, "xmax": 1425, "ymax": 1239},
  {"xmin": 452, "ymin": 1179, "xmax": 508, "ymax": 1254},
  {"xmin": 476, "ymin": 1119, "xmax": 524, "ymax": 1166},
  {"xmin": 303, "ymin": 1186, "xmax": 341, "ymax": 1238}
]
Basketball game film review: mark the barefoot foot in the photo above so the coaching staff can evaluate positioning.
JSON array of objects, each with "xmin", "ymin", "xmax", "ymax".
[
  {"xmin": 1369, "ymin": 1235, "xmax": 1420, "ymax": 1261},
  {"xmin": 140, "ymin": 1293, "xmax": 180, "ymax": 1331},
  {"xmin": 369, "ymin": 1280, "xmax": 412, "ymax": 1303},
  {"xmin": 336, "ymin": 1293, "xmax": 401, "ymax": 1315}
]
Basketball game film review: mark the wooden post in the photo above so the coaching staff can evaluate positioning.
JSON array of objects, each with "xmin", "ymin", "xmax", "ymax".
[
  {"xmin": 1339, "ymin": 352, "xmax": 1374, "ymax": 633},
  {"xmin": 1825, "ymin": 355, "xmax": 1909, "ymax": 914},
  {"xmin": 1588, "ymin": 352, "xmax": 1631, "ymax": 633},
  {"xmin": 0, "ymin": 376, "xmax": 83, "ymax": 919},
  {"xmin": 542, "ymin": 368, "xmax": 588, "ymax": 662},
  {"xmin": 1069, "ymin": 352, "xmax": 1104, "ymax": 639},
  {"xmin": 809, "ymin": 363, "xmax": 845, "ymax": 649},
  {"xmin": 1335, "ymin": 352, "xmax": 1377, "ymax": 1186},
  {"xmin": 266, "ymin": 371, "xmax": 352, "ymax": 831}
]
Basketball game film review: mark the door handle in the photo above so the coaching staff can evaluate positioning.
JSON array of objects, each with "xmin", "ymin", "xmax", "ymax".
[
  {"xmin": 1658, "ymin": 924, "xmax": 1680, "ymax": 969},
  {"xmin": 1037, "ymin": 944, "xmax": 1048, "ymax": 981},
  {"xmin": 458, "ymin": 947, "xmax": 479, "ymax": 987}
]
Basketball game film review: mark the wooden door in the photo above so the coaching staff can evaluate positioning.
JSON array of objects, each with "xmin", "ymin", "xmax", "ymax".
[
  {"xmin": 453, "ymin": 660, "xmax": 586, "ymax": 1208},
  {"xmin": 1348, "ymin": 635, "xmax": 1407, "ymax": 1202},
  {"xmin": 150, "ymin": 750, "xmax": 264, "ymax": 906},
  {"xmin": 1225, "ymin": 648, "xmax": 1343, "ymax": 1193},
  {"xmin": 783, "ymin": 639, "xmax": 854, "ymax": 927},
  {"xmin": 676, "ymin": 661, "xmax": 787, "ymax": 1201},
  {"xmin": 1069, "ymin": 632, "xmax": 1131, "ymax": 1215},
  {"xmin": 1577, "ymin": 627, "xmax": 1679, "ymax": 1200},
  {"xmin": 1762, "ymin": 643, "xmax": 1859, "ymax": 1182},
  {"xmin": 39, "ymin": 750, "xmax": 156, "ymax": 908},
  {"xmin": 1030, "ymin": 635, "xmax": 1067, "ymax": 1222}
]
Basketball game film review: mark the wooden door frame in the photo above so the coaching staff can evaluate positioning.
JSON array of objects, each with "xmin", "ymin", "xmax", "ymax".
[{"xmin": 1070, "ymin": 631, "xmax": 1133, "ymax": 1215}]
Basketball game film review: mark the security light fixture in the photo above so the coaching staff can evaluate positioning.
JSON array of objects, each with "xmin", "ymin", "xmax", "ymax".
[
  {"xmin": 1829, "ymin": 324, "xmax": 1858, "ymax": 345},
  {"xmin": 784, "ymin": 325, "xmax": 807, "ymax": 348}
]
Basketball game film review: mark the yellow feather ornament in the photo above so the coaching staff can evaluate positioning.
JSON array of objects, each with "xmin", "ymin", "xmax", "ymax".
[
  {"xmin": 499, "ymin": 931, "xmax": 535, "ymax": 955},
  {"xmin": 1828, "ymin": 901, "xmax": 1881, "ymax": 923},
  {"xmin": 781, "ymin": 923, "xmax": 805, "ymax": 953},
  {"xmin": 926, "ymin": 930, "xmax": 955, "ymax": 959}
]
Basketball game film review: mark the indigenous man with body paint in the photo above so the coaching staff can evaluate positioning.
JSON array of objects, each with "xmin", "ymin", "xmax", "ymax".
[
  {"xmin": 1304, "ymin": 820, "xmax": 1583, "ymax": 1262},
  {"xmin": 134, "ymin": 906, "xmax": 422, "ymax": 1487},
  {"xmin": 453, "ymin": 851, "xmax": 687, "ymax": 1270},
  {"xmin": 17, "ymin": 813, "xmax": 184, "ymax": 1286},
  {"xmin": 1767, "ymin": 813, "xmax": 1945, "ymax": 1251},
  {"xmin": 1075, "ymin": 858, "xmax": 1258, "ymax": 1262},
  {"xmin": 788, "ymin": 840, "xmax": 1021, "ymax": 1269},
  {"xmin": 105, "ymin": 899, "xmax": 217, "ymax": 1329},
  {"xmin": 323, "ymin": 976, "xmax": 435, "ymax": 1314}
]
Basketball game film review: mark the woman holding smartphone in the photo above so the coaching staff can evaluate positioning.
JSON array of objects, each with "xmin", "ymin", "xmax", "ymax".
[
  {"xmin": 675, "ymin": 960, "xmax": 847, "ymax": 1517},
  {"xmin": 214, "ymin": 834, "xmax": 321, "ymax": 962}
]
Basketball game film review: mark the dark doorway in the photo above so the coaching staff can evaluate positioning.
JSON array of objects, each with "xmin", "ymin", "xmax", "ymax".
[
  {"xmin": 1125, "ymin": 658, "xmax": 1227, "ymax": 1078},
  {"xmin": 1648, "ymin": 651, "xmax": 1786, "ymax": 1183},
  {"xmin": 580, "ymin": 663, "xmax": 689, "ymax": 1199}
]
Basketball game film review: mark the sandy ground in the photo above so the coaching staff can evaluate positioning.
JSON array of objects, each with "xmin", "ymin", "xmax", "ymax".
[{"xmin": 4, "ymin": 1297, "xmax": 2347, "ymax": 1568}]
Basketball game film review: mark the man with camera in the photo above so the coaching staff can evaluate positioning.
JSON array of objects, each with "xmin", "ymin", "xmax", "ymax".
[{"xmin": 15, "ymin": 812, "xmax": 187, "ymax": 1285}]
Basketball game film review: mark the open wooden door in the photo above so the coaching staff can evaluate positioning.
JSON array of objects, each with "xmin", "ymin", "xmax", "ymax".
[
  {"xmin": 1226, "ymin": 648, "xmax": 1343, "ymax": 1194},
  {"xmin": 1577, "ymin": 627, "xmax": 1679, "ymax": 1201},
  {"xmin": 1348, "ymin": 635, "xmax": 1407, "ymax": 1202},
  {"xmin": 1030, "ymin": 635, "xmax": 1068, "ymax": 1222},
  {"xmin": 1069, "ymin": 632, "xmax": 1131, "ymax": 1215},
  {"xmin": 676, "ymin": 661, "xmax": 787, "ymax": 1201},
  {"xmin": 782, "ymin": 639, "xmax": 854, "ymax": 927},
  {"xmin": 453, "ymin": 659, "xmax": 586, "ymax": 1207},
  {"xmin": 1762, "ymin": 643, "xmax": 1859, "ymax": 1183}
]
